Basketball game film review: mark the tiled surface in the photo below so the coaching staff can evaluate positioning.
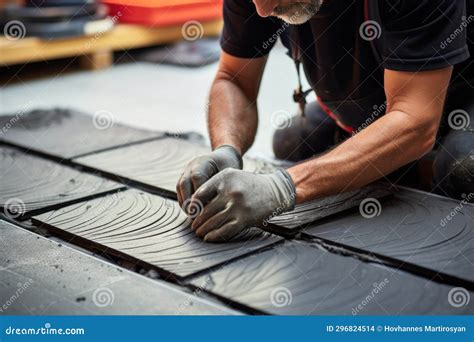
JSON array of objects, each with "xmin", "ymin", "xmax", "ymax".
[
  {"xmin": 33, "ymin": 189, "xmax": 282, "ymax": 279},
  {"xmin": 0, "ymin": 108, "xmax": 163, "ymax": 159},
  {"xmin": 0, "ymin": 145, "xmax": 122, "ymax": 219},
  {"xmin": 75, "ymin": 137, "xmax": 277, "ymax": 193},
  {"xmin": 192, "ymin": 241, "xmax": 473, "ymax": 315},
  {"xmin": 0, "ymin": 220, "xmax": 237, "ymax": 315},
  {"xmin": 304, "ymin": 188, "xmax": 474, "ymax": 283}
]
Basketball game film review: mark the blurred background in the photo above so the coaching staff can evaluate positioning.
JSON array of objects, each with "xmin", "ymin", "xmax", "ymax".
[{"xmin": 0, "ymin": 0, "xmax": 307, "ymax": 159}]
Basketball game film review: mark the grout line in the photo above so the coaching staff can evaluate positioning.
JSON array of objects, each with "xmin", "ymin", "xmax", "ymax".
[
  {"xmin": 0, "ymin": 141, "xmax": 177, "ymax": 199},
  {"xmin": 69, "ymin": 135, "xmax": 167, "ymax": 159},
  {"xmin": 71, "ymin": 164, "xmax": 178, "ymax": 200},
  {"xmin": 180, "ymin": 239, "xmax": 287, "ymax": 283},
  {"xmin": 10, "ymin": 187, "xmax": 127, "ymax": 222},
  {"xmin": 183, "ymin": 282, "xmax": 271, "ymax": 315},
  {"xmin": 298, "ymin": 232, "xmax": 474, "ymax": 290}
]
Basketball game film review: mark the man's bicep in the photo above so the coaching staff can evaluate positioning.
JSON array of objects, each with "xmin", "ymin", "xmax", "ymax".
[
  {"xmin": 216, "ymin": 51, "xmax": 268, "ymax": 102},
  {"xmin": 384, "ymin": 67, "xmax": 453, "ymax": 124}
]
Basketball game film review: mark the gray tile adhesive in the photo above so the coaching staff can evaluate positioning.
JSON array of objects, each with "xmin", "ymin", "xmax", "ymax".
[
  {"xmin": 0, "ymin": 145, "xmax": 123, "ymax": 220},
  {"xmin": 75, "ymin": 137, "xmax": 277, "ymax": 193},
  {"xmin": 0, "ymin": 220, "xmax": 237, "ymax": 315},
  {"xmin": 303, "ymin": 188, "xmax": 474, "ymax": 285},
  {"xmin": 268, "ymin": 184, "xmax": 392, "ymax": 231},
  {"xmin": 32, "ymin": 189, "xmax": 283, "ymax": 279},
  {"xmin": 191, "ymin": 241, "xmax": 473, "ymax": 315}
]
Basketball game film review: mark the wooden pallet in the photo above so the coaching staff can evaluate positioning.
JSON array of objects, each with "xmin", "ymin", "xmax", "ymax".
[{"xmin": 0, "ymin": 20, "xmax": 223, "ymax": 70}]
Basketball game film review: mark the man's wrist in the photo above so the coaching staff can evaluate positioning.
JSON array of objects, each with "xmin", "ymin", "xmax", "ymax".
[
  {"xmin": 272, "ymin": 169, "xmax": 297, "ymax": 212},
  {"xmin": 214, "ymin": 145, "xmax": 243, "ymax": 169}
]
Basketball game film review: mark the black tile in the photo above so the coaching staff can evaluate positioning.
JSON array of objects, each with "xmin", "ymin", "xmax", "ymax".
[
  {"xmin": 75, "ymin": 137, "xmax": 276, "ymax": 193},
  {"xmin": 32, "ymin": 189, "xmax": 282, "ymax": 279},
  {"xmin": 0, "ymin": 108, "xmax": 163, "ymax": 159},
  {"xmin": 303, "ymin": 188, "xmax": 474, "ymax": 283},
  {"xmin": 268, "ymin": 183, "xmax": 392, "ymax": 232},
  {"xmin": 191, "ymin": 241, "xmax": 473, "ymax": 315},
  {"xmin": 0, "ymin": 220, "xmax": 237, "ymax": 315},
  {"xmin": 0, "ymin": 145, "xmax": 122, "ymax": 219}
]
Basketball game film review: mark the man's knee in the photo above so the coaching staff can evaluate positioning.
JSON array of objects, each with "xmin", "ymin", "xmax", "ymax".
[
  {"xmin": 433, "ymin": 130, "xmax": 474, "ymax": 201},
  {"xmin": 272, "ymin": 101, "xmax": 338, "ymax": 162}
]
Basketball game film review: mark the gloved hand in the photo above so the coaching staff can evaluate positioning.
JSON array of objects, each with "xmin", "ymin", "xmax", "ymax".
[
  {"xmin": 189, "ymin": 168, "xmax": 296, "ymax": 242},
  {"xmin": 177, "ymin": 145, "xmax": 242, "ymax": 213}
]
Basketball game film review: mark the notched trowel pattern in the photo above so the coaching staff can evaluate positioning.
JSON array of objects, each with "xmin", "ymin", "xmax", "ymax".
[
  {"xmin": 0, "ymin": 145, "xmax": 122, "ymax": 219},
  {"xmin": 75, "ymin": 137, "xmax": 276, "ymax": 193},
  {"xmin": 304, "ymin": 188, "xmax": 474, "ymax": 284},
  {"xmin": 33, "ymin": 189, "xmax": 282, "ymax": 279}
]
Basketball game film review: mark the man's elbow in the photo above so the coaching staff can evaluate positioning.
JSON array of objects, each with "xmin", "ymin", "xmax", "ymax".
[
  {"xmin": 393, "ymin": 103, "xmax": 440, "ymax": 159},
  {"xmin": 214, "ymin": 69, "xmax": 235, "ymax": 83},
  {"xmin": 412, "ymin": 118, "xmax": 438, "ymax": 158}
]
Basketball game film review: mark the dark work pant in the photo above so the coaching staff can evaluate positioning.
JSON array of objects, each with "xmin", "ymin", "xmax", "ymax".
[{"xmin": 433, "ymin": 89, "xmax": 474, "ymax": 199}]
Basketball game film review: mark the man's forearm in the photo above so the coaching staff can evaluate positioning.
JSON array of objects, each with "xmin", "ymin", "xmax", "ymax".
[
  {"xmin": 287, "ymin": 110, "xmax": 437, "ymax": 204},
  {"xmin": 208, "ymin": 78, "xmax": 258, "ymax": 155}
]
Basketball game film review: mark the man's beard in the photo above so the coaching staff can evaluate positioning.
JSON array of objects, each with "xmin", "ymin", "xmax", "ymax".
[{"xmin": 273, "ymin": 1, "xmax": 324, "ymax": 25}]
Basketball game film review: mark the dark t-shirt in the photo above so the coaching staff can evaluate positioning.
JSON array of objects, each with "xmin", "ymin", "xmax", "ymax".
[{"xmin": 220, "ymin": 0, "xmax": 474, "ymax": 132}]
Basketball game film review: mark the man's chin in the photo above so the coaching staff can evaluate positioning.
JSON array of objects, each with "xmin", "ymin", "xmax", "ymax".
[
  {"xmin": 276, "ymin": 13, "xmax": 313, "ymax": 25},
  {"xmin": 272, "ymin": 1, "xmax": 323, "ymax": 25}
]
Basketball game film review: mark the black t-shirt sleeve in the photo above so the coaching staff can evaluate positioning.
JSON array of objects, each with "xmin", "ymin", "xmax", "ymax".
[
  {"xmin": 380, "ymin": 0, "xmax": 470, "ymax": 71},
  {"xmin": 220, "ymin": 0, "xmax": 282, "ymax": 58}
]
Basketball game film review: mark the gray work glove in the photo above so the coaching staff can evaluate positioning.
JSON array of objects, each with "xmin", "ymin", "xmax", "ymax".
[
  {"xmin": 177, "ymin": 145, "xmax": 242, "ymax": 212},
  {"xmin": 189, "ymin": 168, "xmax": 296, "ymax": 242}
]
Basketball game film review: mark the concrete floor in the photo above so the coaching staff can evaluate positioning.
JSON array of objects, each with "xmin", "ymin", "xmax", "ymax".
[{"xmin": 0, "ymin": 42, "xmax": 311, "ymax": 159}]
